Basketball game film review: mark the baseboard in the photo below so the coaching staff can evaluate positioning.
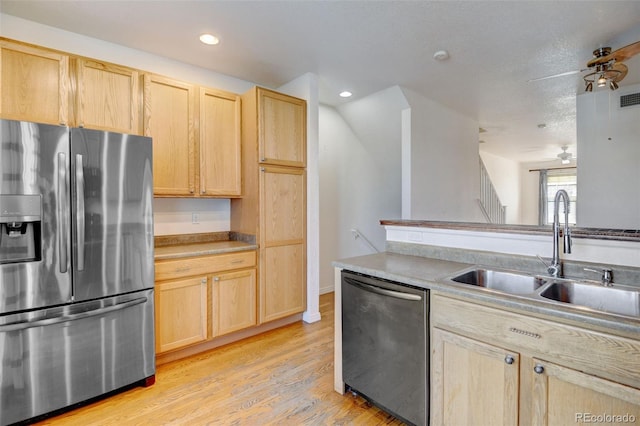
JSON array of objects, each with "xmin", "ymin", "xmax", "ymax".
[{"xmin": 156, "ymin": 313, "xmax": 303, "ymax": 365}]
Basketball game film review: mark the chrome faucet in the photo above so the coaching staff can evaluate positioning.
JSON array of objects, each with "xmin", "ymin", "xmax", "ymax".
[{"xmin": 548, "ymin": 189, "xmax": 572, "ymax": 278}]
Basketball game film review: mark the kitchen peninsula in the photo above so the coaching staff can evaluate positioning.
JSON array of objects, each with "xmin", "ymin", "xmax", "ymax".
[{"xmin": 334, "ymin": 220, "xmax": 640, "ymax": 425}]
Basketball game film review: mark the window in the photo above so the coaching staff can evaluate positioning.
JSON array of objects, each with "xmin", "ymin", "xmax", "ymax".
[{"xmin": 539, "ymin": 169, "xmax": 577, "ymax": 225}]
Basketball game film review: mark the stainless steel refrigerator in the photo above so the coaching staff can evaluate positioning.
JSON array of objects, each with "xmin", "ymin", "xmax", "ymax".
[{"xmin": 0, "ymin": 119, "xmax": 155, "ymax": 425}]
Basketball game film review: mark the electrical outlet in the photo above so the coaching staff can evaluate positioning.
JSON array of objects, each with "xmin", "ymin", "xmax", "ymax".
[{"xmin": 192, "ymin": 213, "xmax": 200, "ymax": 224}]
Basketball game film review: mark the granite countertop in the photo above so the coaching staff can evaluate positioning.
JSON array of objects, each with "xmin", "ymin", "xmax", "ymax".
[
  {"xmin": 155, "ymin": 240, "xmax": 258, "ymax": 260},
  {"xmin": 333, "ymin": 252, "xmax": 640, "ymax": 339},
  {"xmin": 154, "ymin": 232, "xmax": 258, "ymax": 260}
]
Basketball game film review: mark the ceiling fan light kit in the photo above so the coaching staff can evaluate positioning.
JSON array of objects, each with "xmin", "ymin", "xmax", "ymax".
[{"xmin": 582, "ymin": 41, "xmax": 640, "ymax": 92}]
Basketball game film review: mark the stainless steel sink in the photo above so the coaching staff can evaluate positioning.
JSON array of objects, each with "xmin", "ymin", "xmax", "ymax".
[
  {"xmin": 450, "ymin": 268, "xmax": 547, "ymax": 295},
  {"xmin": 540, "ymin": 281, "xmax": 640, "ymax": 318}
]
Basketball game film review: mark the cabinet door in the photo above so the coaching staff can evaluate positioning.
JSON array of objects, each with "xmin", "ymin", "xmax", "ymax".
[
  {"xmin": 530, "ymin": 358, "xmax": 640, "ymax": 426},
  {"xmin": 0, "ymin": 40, "xmax": 69, "ymax": 125},
  {"xmin": 431, "ymin": 328, "xmax": 519, "ymax": 426},
  {"xmin": 199, "ymin": 87, "xmax": 241, "ymax": 196},
  {"xmin": 155, "ymin": 276, "xmax": 208, "ymax": 353},
  {"xmin": 261, "ymin": 166, "xmax": 305, "ymax": 243},
  {"xmin": 258, "ymin": 88, "xmax": 306, "ymax": 167},
  {"xmin": 260, "ymin": 243, "xmax": 305, "ymax": 323},
  {"xmin": 143, "ymin": 74, "xmax": 196, "ymax": 196},
  {"xmin": 259, "ymin": 166, "xmax": 306, "ymax": 323},
  {"xmin": 75, "ymin": 58, "xmax": 140, "ymax": 134},
  {"xmin": 212, "ymin": 269, "xmax": 257, "ymax": 337}
]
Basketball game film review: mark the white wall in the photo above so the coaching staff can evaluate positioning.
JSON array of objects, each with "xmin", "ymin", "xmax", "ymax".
[
  {"xmin": 577, "ymin": 83, "xmax": 640, "ymax": 229},
  {"xmin": 153, "ymin": 199, "xmax": 230, "ymax": 235},
  {"xmin": 387, "ymin": 225, "xmax": 640, "ymax": 268},
  {"xmin": 318, "ymin": 87, "xmax": 405, "ymax": 292},
  {"xmin": 479, "ymin": 151, "xmax": 521, "ymax": 223},
  {"xmin": 400, "ymin": 88, "xmax": 483, "ymax": 222}
]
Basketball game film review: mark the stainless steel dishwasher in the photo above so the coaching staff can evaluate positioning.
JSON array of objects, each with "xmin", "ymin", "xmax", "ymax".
[{"xmin": 342, "ymin": 270, "xmax": 428, "ymax": 426}]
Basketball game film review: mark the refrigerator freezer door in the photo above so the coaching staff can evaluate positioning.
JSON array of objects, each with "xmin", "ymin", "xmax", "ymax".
[
  {"xmin": 70, "ymin": 128, "xmax": 154, "ymax": 300},
  {"xmin": 0, "ymin": 120, "xmax": 72, "ymax": 313},
  {"xmin": 0, "ymin": 289, "xmax": 155, "ymax": 426}
]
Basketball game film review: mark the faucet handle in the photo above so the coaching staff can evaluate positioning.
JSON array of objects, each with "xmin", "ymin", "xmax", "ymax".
[
  {"xmin": 584, "ymin": 267, "xmax": 613, "ymax": 286},
  {"xmin": 536, "ymin": 255, "xmax": 550, "ymax": 268}
]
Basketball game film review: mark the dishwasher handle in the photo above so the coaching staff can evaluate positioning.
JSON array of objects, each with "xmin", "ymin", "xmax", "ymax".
[{"xmin": 345, "ymin": 277, "xmax": 423, "ymax": 301}]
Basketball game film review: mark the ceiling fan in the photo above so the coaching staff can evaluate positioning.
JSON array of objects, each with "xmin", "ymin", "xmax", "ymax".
[
  {"xmin": 557, "ymin": 146, "xmax": 572, "ymax": 165},
  {"xmin": 529, "ymin": 40, "xmax": 640, "ymax": 91}
]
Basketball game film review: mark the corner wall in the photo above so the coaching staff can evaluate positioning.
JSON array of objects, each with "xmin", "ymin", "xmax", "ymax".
[
  {"xmin": 400, "ymin": 87, "xmax": 483, "ymax": 222},
  {"xmin": 318, "ymin": 86, "xmax": 406, "ymax": 293},
  {"xmin": 577, "ymin": 83, "xmax": 640, "ymax": 229},
  {"xmin": 277, "ymin": 74, "xmax": 321, "ymax": 323}
]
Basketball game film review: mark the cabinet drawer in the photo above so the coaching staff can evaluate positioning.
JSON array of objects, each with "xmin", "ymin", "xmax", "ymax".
[
  {"xmin": 155, "ymin": 250, "xmax": 256, "ymax": 281},
  {"xmin": 431, "ymin": 294, "xmax": 640, "ymax": 389}
]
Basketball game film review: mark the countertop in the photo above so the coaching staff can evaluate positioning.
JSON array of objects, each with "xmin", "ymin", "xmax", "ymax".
[
  {"xmin": 155, "ymin": 240, "xmax": 258, "ymax": 261},
  {"xmin": 334, "ymin": 252, "xmax": 640, "ymax": 339}
]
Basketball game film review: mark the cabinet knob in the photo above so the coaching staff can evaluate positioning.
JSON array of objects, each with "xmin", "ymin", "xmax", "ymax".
[
  {"xmin": 201, "ymin": 278, "xmax": 207, "ymax": 284},
  {"xmin": 214, "ymin": 277, "xmax": 220, "ymax": 282},
  {"xmin": 504, "ymin": 355, "xmax": 515, "ymax": 365},
  {"xmin": 534, "ymin": 364, "xmax": 545, "ymax": 374}
]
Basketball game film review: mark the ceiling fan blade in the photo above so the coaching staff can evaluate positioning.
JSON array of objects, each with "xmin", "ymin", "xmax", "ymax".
[
  {"xmin": 610, "ymin": 62, "xmax": 628, "ymax": 82},
  {"xmin": 527, "ymin": 69, "xmax": 584, "ymax": 82},
  {"xmin": 587, "ymin": 40, "xmax": 640, "ymax": 67}
]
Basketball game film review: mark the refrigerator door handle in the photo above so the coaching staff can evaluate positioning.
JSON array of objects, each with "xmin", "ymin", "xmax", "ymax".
[
  {"xmin": 57, "ymin": 152, "xmax": 69, "ymax": 273},
  {"xmin": 0, "ymin": 297, "xmax": 147, "ymax": 332},
  {"xmin": 75, "ymin": 154, "xmax": 85, "ymax": 271}
]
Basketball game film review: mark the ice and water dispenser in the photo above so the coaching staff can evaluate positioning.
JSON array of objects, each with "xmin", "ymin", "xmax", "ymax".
[{"xmin": 0, "ymin": 195, "xmax": 42, "ymax": 264}]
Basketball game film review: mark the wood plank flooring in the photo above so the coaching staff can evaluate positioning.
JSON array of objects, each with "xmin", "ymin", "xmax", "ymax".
[{"xmin": 35, "ymin": 293, "xmax": 404, "ymax": 425}]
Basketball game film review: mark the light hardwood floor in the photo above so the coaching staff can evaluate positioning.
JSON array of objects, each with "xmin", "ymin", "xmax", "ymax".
[{"xmin": 35, "ymin": 293, "xmax": 404, "ymax": 425}]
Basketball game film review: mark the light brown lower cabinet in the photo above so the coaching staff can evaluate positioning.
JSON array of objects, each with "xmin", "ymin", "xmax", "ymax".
[
  {"xmin": 431, "ymin": 294, "xmax": 640, "ymax": 426},
  {"xmin": 431, "ymin": 328, "xmax": 518, "ymax": 426},
  {"xmin": 155, "ymin": 276, "xmax": 208, "ymax": 353},
  {"xmin": 212, "ymin": 269, "xmax": 257, "ymax": 337},
  {"xmin": 530, "ymin": 357, "xmax": 640, "ymax": 425},
  {"xmin": 154, "ymin": 250, "xmax": 256, "ymax": 355}
]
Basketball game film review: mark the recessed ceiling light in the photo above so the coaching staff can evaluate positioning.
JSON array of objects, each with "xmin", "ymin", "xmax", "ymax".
[
  {"xmin": 199, "ymin": 34, "xmax": 220, "ymax": 45},
  {"xmin": 339, "ymin": 91, "xmax": 353, "ymax": 98}
]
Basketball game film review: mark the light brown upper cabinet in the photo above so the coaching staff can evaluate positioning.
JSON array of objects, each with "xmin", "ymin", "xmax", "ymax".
[
  {"xmin": 199, "ymin": 87, "xmax": 241, "ymax": 196},
  {"xmin": 144, "ymin": 73, "xmax": 241, "ymax": 197},
  {"xmin": 143, "ymin": 74, "xmax": 197, "ymax": 196},
  {"xmin": 73, "ymin": 58, "xmax": 141, "ymax": 134},
  {"xmin": 257, "ymin": 87, "xmax": 306, "ymax": 167},
  {"xmin": 0, "ymin": 39, "xmax": 69, "ymax": 126}
]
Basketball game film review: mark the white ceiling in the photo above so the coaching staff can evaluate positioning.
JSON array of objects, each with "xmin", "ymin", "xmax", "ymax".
[{"xmin": 1, "ymin": 1, "xmax": 639, "ymax": 164}]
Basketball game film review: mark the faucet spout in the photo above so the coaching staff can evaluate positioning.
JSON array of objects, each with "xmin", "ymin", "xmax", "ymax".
[{"xmin": 550, "ymin": 189, "xmax": 572, "ymax": 278}]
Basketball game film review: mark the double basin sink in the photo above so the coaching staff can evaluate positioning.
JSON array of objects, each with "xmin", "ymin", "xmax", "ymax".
[{"xmin": 447, "ymin": 267, "xmax": 640, "ymax": 319}]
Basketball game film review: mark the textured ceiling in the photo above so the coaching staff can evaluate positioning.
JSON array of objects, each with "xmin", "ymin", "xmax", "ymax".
[{"xmin": 1, "ymin": 1, "xmax": 639, "ymax": 164}]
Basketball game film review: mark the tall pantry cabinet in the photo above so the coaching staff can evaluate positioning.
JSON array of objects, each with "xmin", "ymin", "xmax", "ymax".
[{"xmin": 232, "ymin": 87, "xmax": 307, "ymax": 323}]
